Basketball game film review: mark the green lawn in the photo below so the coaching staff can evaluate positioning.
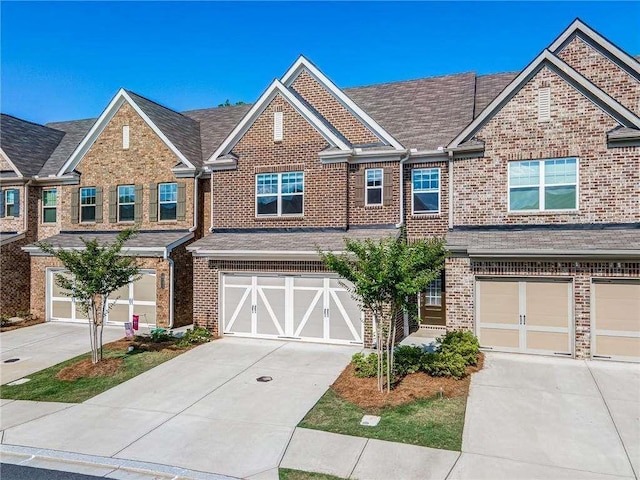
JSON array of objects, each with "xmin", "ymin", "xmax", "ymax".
[
  {"xmin": 0, "ymin": 344, "xmax": 187, "ymax": 403},
  {"xmin": 298, "ymin": 389, "xmax": 467, "ymax": 451},
  {"xmin": 279, "ymin": 468, "xmax": 345, "ymax": 480}
]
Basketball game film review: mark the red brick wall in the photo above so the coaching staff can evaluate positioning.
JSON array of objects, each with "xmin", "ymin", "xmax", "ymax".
[
  {"xmin": 558, "ymin": 36, "xmax": 640, "ymax": 116},
  {"xmin": 347, "ymin": 162, "xmax": 399, "ymax": 226},
  {"xmin": 454, "ymin": 66, "xmax": 640, "ymax": 226},
  {"xmin": 290, "ymin": 70, "xmax": 381, "ymax": 145},
  {"xmin": 445, "ymin": 256, "xmax": 640, "ymax": 358},
  {"xmin": 0, "ymin": 237, "xmax": 31, "ymax": 317}
]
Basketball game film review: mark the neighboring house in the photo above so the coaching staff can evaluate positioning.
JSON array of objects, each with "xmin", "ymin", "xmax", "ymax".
[{"xmin": 2, "ymin": 19, "xmax": 637, "ymax": 361}]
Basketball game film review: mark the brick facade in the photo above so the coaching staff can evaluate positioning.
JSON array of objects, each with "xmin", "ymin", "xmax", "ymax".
[
  {"xmin": 0, "ymin": 236, "xmax": 31, "ymax": 316},
  {"xmin": 405, "ymin": 161, "xmax": 450, "ymax": 239}
]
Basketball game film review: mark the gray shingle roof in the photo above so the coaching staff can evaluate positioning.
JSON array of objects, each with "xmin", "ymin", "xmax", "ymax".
[
  {"xmin": 447, "ymin": 225, "xmax": 640, "ymax": 256},
  {"xmin": 188, "ymin": 227, "xmax": 399, "ymax": 253},
  {"xmin": 126, "ymin": 91, "xmax": 203, "ymax": 167},
  {"xmin": 26, "ymin": 230, "xmax": 193, "ymax": 252},
  {"xmin": 344, "ymin": 73, "xmax": 477, "ymax": 151},
  {"xmin": 473, "ymin": 72, "xmax": 518, "ymax": 118},
  {"xmin": 40, "ymin": 118, "xmax": 95, "ymax": 177},
  {"xmin": 1, "ymin": 114, "xmax": 65, "ymax": 176}
]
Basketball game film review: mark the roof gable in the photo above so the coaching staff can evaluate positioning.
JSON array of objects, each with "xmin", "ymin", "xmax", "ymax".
[
  {"xmin": 56, "ymin": 89, "xmax": 200, "ymax": 176},
  {"xmin": 206, "ymin": 79, "xmax": 350, "ymax": 163},
  {"xmin": 281, "ymin": 56, "xmax": 404, "ymax": 150},
  {"xmin": 449, "ymin": 50, "xmax": 640, "ymax": 149}
]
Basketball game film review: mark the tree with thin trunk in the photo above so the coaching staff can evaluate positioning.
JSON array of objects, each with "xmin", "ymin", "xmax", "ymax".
[
  {"xmin": 37, "ymin": 229, "xmax": 140, "ymax": 364},
  {"xmin": 320, "ymin": 230, "xmax": 447, "ymax": 393}
]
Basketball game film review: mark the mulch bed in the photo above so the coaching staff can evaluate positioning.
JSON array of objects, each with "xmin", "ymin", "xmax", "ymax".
[
  {"xmin": 331, "ymin": 352, "xmax": 484, "ymax": 409},
  {"xmin": 56, "ymin": 357, "xmax": 124, "ymax": 381},
  {"xmin": 1, "ymin": 317, "xmax": 45, "ymax": 332},
  {"xmin": 106, "ymin": 337, "xmax": 184, "ymax": 353}
]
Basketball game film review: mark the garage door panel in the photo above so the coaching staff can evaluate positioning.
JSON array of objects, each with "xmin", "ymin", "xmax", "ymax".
[
  {"xmin": 134, "ymin": 274, "xmax": 156, "ymax": 303},
  {"xmin": 52, "ymin": 301, "xmax": 72, "ymax": 319},
  {"xmin": 108, "ymin": 303, "xmax": 130, "ymax": 323},
  {"xmin": 329, "ymin": 289, "xmax": 361, "ymax": 342},
  {"xmin": 223, "ymin": 285, "xmax": 252, "ymax": 334},
  {"xmin": 479, "ymin": 328, "xmax": 519, "ymax": 349},
  {"xmin": 478, "ymin": 281, "xmax": 520, "ymax": 326},
  {"xmin": 526, "ymin": 282, "xmax": 569, "ymax": 328},
  {"xmin": 526, "ymin": 331, "xmax": 569, "ymax": 352},
  {"xmin": 51, "ymin": 272, "xmax": 72, "ymax": 297},
  {"xmin": 134, "ymin": 304, "xmax": 156, "ymax": 325},
  {"xmin": 109, "ymin": 284, "xmax": 129, "ymax": 302},
  {"xmin": 596, "ymin": 336, "xmax": 640, "ymax": 359},
  {"xmin": 595, "ymin": 283, "xmax": 640, "ymax": 332},
  {"xmin": 293, "ymin": 289, "xmax": 324, "ymax": 339},
  {"xmin": 256, "ymin": 286, "xmax": 285, "ymax": 336}
]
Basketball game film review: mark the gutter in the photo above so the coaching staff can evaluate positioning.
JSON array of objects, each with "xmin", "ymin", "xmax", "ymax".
[{"xmin": 397, "ymin": 151, "xmax": 411, "ymax": 227}]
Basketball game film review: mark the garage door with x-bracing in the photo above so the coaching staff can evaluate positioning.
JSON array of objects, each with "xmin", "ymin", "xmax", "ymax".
[
  {"xmin": 592, "ymin": 279, "xmax": 640, "ymax": 362},
  {"xmin": 47, "ymin": 268, "xmax": 157, "ymax": 326},
  {"xmin": 221, "ymin": 274, "xmax": 363, "ymax": 345},
  {"xmin": 476, "ymin": 278, "xmax": 573, "ymax": 356}
]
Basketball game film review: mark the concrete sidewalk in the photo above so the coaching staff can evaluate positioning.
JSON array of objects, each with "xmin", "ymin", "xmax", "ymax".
[{"xmin": 1, "ymin": 322, "xmax": 123, "ymax": 384}]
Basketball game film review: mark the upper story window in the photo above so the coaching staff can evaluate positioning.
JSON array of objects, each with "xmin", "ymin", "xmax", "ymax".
[
  {"xmin": 256, "ymin": 171, "xmax": 304, "ymax": 216},
  {"xmin": 118, "ymin": 185, "xmax": 135, "ymax": 222},
  {"xmin": 365, "ymin": 168, "xmax": 383, "ymax": 206},
  {"xmin": 509, "ymin": 158, "xmax": 577, "ymax": 212},
  {"xmin": 80, "ymin": 187, "xmax": 97, "ymax": 222},
  {"xmin": 4, "ymin": 189, "xmax": 19, "ymax": 217},
  {"xmin": 43, "ymin": 189, "xmax": 57, "ymax": 223},
  {"xmin": 412, "ymin": 168, "xmax": 440, "ymax": 214},
  {"xmin": 159, "ymin": 183, "xmax": 177, "ymax": 221}
]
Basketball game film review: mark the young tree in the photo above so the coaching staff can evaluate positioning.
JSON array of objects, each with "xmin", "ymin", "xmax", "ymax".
[
  {"xmin": 321, "ymin": 231, "xmax": 447, "ymax": 393},
  {"xmin": 37, "ymin": 229, "xmax": 140, "ymax": 364}
]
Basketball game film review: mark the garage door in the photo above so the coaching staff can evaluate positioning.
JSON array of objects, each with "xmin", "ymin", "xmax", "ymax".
[
  {"xmin": 221, "ymin": 274, "xmax": 363, "ymax": 345},
  {"xmin": 476, "ymin": 278, "xmax": 572, "ymax": 356},
  {"xmin": 592, "ymin": 279, "xmax": 640, "ymax": 362},
  {"xmin": 47, "ymin": 268, "xmax": 157, "ymax": 326}
]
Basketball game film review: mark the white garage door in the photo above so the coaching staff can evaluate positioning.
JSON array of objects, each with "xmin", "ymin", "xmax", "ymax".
[
  {"xmin": 47, "ymin": 268, "xmax": 157, "ymax": 326},
  {"xmin": 476, "ymin": 278, "xmax": 573, "ymax": 356},
  {"xmin": 592, "ymin": 279, "xmax": 640, "ymax": 362},
  {"xmin": 222, "ymin": 274, "xmax": 363, "ymax": 345}
]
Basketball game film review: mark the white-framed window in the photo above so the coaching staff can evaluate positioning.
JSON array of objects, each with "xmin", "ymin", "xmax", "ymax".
[
  {"xmin": 43, "ymin": 188, "xmax": 57, "ymax": 223},
  {"xmin": 5, "ymin": 189, "xmax": 17, "ymax": 217},
  {"xmin": 509, "ymin": 158, "xmax": 577, "ymax": 212},
  {"xmin": 256, "ymin": 171, "xmax": 304, "ymax": 216},
  {"xmin": 118, "ymin": 185, "xmax": 135, "ymax": 222},
  {"xmin": 412, "ymin": 168, "xmax": 440, "ymax": 214},
  {"xmin": 365, "ymin": 168, "xmax": 383, "ymax": 206},
  {"xmin": 80, "ymin": 187, "xmax": 96, "ymax": 222},
  {"xmin": 158, "ymin": 183, "xmax": 177, "ymax": 220},
  {"xmin": 425, "ymin": 278, "xmax": 442, "ymax": 306}
]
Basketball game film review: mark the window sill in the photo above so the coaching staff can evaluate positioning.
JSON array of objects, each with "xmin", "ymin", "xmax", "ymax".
[
  {"xmin": 79, "ymin": 222, "xmax": 97, "ymax": 225},
  {"xmin": 364, "ymin": 204, "xmax": 384, "ymax": 209},
  {"xmin": 158, "ymin": 219, "xmax": 179, "ymax": 224},
  {"xmin": 255, "ymin": 215, "xmax": 304, "ymax": 221},
  {"xmin": 507, "ymin": 209, "xmax": 579, "ymax": 216},
  {"xmin": 411, "ymin": 212, "xmax": 442, "ymax": 218}
]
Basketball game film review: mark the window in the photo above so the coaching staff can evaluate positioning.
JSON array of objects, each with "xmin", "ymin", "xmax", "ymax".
[
  {"xmin": 412, "ymin": 168, "xmax": 440, "ymax": 214},
  {"xmin": 118, "ymin": 185, "xmax": 135, "ymax": 222},
  {"xmin": 158, "ymin": 183, "xmax": 177, "ymax": 220},
  {"xmin": 80, "ymin": 187, "xmax": 96, "ymax": 222},
  {"xmin": 365, "ymin": 168, "xmax": 383, "ymax": 206},
  {"xmin": 256, "ymin": 171, "xmax": 303, "ymax": 216},
  {"xmin": 509, "ymin": 158, "xmax": 577, "ymax": 211},
  {"xmin": 425, "ymin": 278, "xmax": 442, "ymax": 306},
  {"xmin": 43, "ymin": 189, "xmax": 57, "ymax": 223},
  {"xmin": 5, "ymin": 189, "xmax": 17, "ymax": 217}
]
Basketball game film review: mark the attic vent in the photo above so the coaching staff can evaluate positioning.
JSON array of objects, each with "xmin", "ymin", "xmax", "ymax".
[
  {"xmin": 123, "ymin": 125, "xmax": 130, "ymax": 149},
  {"xmin": 274, "ymin": 112, "xmax": 283, "ymax": 142},
  {"xmin": 538, "ymin": 87, "xmax": 551, "ymax": 122}
]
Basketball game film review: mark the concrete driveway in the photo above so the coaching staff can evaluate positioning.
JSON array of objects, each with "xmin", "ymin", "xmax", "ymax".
[
  {"xmin": 2, "ymin": 337, "xmax": 358, "ymax": 479},
  {"xmin": 1, "ymin": 322, "xmax": 124, "ymax": 384},
  {"xmin": 456, "ymin": 353, "xmax": 640, "ymax": 479}
]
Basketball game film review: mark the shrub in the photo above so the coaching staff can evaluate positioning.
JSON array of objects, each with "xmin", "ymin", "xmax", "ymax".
[
  {"xmin": 16, "ymin": 310, "xmax": 34, "ymax": 321},
  {"xmin": 150, "ymin": 328, "xmax": 171, "ymax": 343},
  {"xmin": 351, "ymin": 352, "xmax": 379, "ymax": 378},
  {"xmin": 177, "ymin": 327, "xmax": 212, "ymax": 346},
  {"xmin": 422, "ymin": 350, "xmax": 467, "ymax": 379},
  {"xmin": 393, "ymin": 345, "xmax": 424, "ymax": 376},
  {"xmin": 0, "ymin": 315, "xmax": 11, "ymax": 327},
  {"xmin": 438, "ymin": 331, "xmax": 479, "ymax": 366}
]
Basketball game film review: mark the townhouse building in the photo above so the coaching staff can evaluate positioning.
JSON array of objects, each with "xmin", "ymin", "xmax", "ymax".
[{"xmin": 1, "ymin": 19, "xmax": 638, "ymax": 361}]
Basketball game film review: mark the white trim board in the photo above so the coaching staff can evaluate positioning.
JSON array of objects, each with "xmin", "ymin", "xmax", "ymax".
[
  {"xmin": 56, "ymin": 89, "xmax": 196, "ymax": 176},
  {"xmin": 448, "ymin": 50, "xmax": 640, "ymax": 149},
  {"xmin": 207, "ymin": 79, "xmax": 351, "ymax": 163},
  {"xmin": 0, "ymin": 148, "xmax": 24, "ymax": 178},
  {"xmin": 281, "ymin": 56, "xmax": 405, "ymax": 151}
]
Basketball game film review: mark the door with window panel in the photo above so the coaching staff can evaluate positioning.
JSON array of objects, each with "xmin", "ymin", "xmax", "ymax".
[{"xmin": 419, "ymin": 275, "xmax": 446, "ymax": 326}]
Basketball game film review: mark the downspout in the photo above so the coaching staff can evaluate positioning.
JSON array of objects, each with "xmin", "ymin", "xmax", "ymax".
[
  {"xmin": 396, "ymin": 151, "xmax": 411, "ymax": 227},
  {"xmin": 209, "ymin": 167, "xmax": 214, "ymax": 233},
  {"xmin": 164, "ymin": 249, "xmax": 175, "ymax": 329}
]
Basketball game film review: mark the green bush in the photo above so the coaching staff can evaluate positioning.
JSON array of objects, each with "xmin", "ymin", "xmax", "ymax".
[
  {"xmin": 437, "ymin": 330, "xmax": 479, "ymax": 366},
  {"xmin": 351, "ymin": 352, "xmax": 379, "ymax": 378},
  {"xmin": 177, "ymin": 327, "xmax": 212, "ymax": 346},
  {"xmin": 150, "ymin": 328, "xmax": 171, "ymax": 343},
  {"xmin": 0, "ymin": 315, "xmax": 11, "ymax": 327},
  {"xmin": 421, "ymin": 350, "xmax": 467, "ymax": 379},
  {"xmin": 393, "ymin": 345, "xmax": 424, "ymax": 376}
]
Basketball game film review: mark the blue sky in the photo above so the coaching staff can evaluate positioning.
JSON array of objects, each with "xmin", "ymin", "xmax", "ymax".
[{"xmin": 2, "ymin": 2, "xmax": 638, "ymax": 124}]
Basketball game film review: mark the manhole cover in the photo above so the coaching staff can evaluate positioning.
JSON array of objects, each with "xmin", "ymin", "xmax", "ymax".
[
  {"xmin": 4, "ymin": 358, "xmax": 20, "ymax": 363},
  {"xmin": 256, "ymin": 376, "xmax": 273, "ymax": 382}
]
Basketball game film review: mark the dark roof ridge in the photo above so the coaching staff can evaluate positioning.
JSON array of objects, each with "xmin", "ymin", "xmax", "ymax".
[
  {"xmin": 344, "ymin": 71, "xmax": 477, "ymax": 91},
  {"xmin": 1, "ymin": 113, "xmax": 64, "ymax": 133},
  {"xmin": 46, "ymin": 117, "xmax": 96, "ymax": 127},
  {"xmin": 182, "ymin": 103, "xmax": 252, "ymax": 115},
  {"xmin": 124, "ymin": 89, "xmax": 199, "ymax": 124}
]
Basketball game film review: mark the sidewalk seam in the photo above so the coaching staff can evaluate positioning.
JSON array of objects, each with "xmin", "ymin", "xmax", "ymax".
[
  {"xmin": 347, "ymin": 438, "xmax": 368, "ymax": 479},
  {"xmin": 444, "ymin": 452, "xmax": 462, "ymax": 480}
]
